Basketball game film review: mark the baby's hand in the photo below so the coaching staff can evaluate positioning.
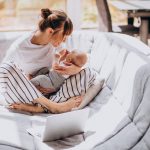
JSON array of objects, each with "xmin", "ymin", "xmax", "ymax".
[
  {"xmin": 26, "ymin": 74, "xmax": 33, "ymax": 80},
  {"xmin": 55, "ymin": 53, "xmax": 60, "ymax": 59},
  {"xmin": 59, "ymin": 49, "xmax": 68, "ymax": 55},
  {"xmin": 59, "ymin": 49, "xmax": 70, "ymax": 62},
  {"xmin": 35, "ymin": 85, "xmax": 55, "ymax": 94}
]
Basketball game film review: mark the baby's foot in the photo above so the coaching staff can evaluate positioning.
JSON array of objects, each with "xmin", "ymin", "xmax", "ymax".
[{"xmin": 53, "ymin": 96, "xmax": 83, "ymax": 113}]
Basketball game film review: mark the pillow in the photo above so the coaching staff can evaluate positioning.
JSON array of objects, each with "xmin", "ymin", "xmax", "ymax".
[{"xmin": 72, "ymin": 77, "xmax": 105, "ymax": 110}]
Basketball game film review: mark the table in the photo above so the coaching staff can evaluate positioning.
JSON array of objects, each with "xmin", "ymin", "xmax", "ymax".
[{"xmin": 110, "ymin": 0, "xmax": 150, "ymax": 44}]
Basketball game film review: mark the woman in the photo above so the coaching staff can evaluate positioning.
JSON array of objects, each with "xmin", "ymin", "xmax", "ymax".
[{"xmin": 0, "ymin": 8, "xmax": 82, "ymax": 113}]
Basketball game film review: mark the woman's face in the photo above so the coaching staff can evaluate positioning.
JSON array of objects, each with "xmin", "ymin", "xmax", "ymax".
[{"xmin": 49, "ymin": 30, "xmax": 68, "ymax": 47}]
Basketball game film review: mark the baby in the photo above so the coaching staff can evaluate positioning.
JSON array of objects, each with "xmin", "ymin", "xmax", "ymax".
[{"xmin": 30, "ymin": 49, "xmax": 88, "ymax": 94}]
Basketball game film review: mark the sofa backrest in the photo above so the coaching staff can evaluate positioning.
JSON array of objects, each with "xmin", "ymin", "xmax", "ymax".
[{"xmin": 66, "ymin": 31, "xmax": 150, "ymax": 118}]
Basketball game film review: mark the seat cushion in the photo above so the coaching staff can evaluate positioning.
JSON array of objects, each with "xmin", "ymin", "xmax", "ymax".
[
  {"xmin": 0, "ymin": 106, "xmax": 34, "ymax": 150},
  {"xmin": 68, "ymin": 86, "xmax": 141, "ymax": 150}
]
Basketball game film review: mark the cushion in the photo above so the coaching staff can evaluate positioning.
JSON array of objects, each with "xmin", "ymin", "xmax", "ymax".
[{"xmin": 73, "ymin": 77, "xmax": 105, "ymax": 110}]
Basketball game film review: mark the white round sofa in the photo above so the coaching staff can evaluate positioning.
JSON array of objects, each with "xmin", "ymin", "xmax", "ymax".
[{"xmin": 0, "ymin": 31, "xmax": 150, "ymax": 150}]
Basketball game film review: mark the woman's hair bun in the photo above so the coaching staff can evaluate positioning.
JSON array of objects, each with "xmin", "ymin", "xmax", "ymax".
[{"xmin": 41, "ymin": 8, "xmax": 52, "ymax": 19}]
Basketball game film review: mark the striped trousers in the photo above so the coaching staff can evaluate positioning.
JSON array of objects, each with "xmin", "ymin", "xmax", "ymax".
[
  {"xmin": 49, "ymin": 67, "xmax": 97, "ymax": 103},
  {"xmin": 0, "ymin": 62, "xmax": 42, "ymax": 105},
  {"xmin": 0, "ymin": 62, "xmax": 96, "ymax": 105}
]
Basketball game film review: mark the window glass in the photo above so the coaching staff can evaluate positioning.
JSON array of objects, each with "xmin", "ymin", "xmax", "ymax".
[
  {"xmin": 81, "ymin": 0, "xmax": 99, "ymax": 29},
  {"xmin": 81, "ymin": 0, "xmax": 127, "ymax": 29},
  {"xmin": 0, "ymin": 0, "xmax": 128, "ymax": 31},
  {"xmin": 0, "ymin": 0, "xmax": 66, "ymax": 31}
]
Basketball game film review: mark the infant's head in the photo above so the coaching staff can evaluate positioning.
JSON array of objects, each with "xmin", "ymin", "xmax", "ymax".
[{"xmin": 65, "ymin": 50, "xmax": 88, "ymax": 67}]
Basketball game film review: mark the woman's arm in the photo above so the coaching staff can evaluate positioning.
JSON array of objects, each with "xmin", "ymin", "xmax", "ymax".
[
  {"xmin": 52, "ymin": 63, "xmax": 82, "ymax": 75},
  {"xmin": 34, "ymin": 96, "xmax": 83, "ymax": 113},
  {"xmin": 10, "ymin": 96, "xmax": 83, "ymax": 113}
]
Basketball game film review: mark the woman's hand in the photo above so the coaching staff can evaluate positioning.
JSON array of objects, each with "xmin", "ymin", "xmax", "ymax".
[
  {"xmin": 35, "ymin": 85, "xmax": 55, "ymax": 94},
  {"xmin": 68, "ymin": 96, "xmax": 83, "ymax": 103},
  {"xmin": 53, "ymin": 63, "xmax": 81, "ymax": 75}
]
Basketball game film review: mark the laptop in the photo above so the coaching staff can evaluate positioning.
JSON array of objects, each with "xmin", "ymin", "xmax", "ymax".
[{"xmin": 27, "ymin": 108, "xmax": 89, "ymax": 142}]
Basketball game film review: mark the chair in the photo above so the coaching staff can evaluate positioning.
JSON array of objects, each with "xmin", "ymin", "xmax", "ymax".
[{"xmin": 96, "ymin": 0, "xmax": 139, "ymax": 36}]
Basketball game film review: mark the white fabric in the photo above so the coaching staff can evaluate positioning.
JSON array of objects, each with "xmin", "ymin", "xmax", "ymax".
[
  {"xmin": 3, "ymin": 32, "xmax": 55, "ymax": 75},
  {"xmin": 73, "ymin": 78, "xmax": 105, "ymax": 110}
]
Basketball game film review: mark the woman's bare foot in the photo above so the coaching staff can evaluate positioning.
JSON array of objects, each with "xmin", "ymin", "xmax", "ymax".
[{"xmin": 9, "ymin": 103, "xmax": 44, "ymax": 113}]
